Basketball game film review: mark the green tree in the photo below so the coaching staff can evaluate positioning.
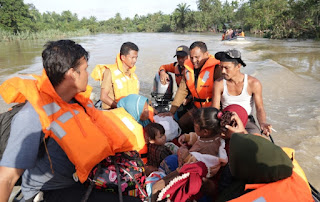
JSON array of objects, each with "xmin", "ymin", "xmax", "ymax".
[
  {"xmin": 270, "ymin": 0, "xmax": 320, "ymax": 38},
  {"xmin": 197, "ymin": 0, "xmax": 223, "ymax": 31},
  {"xmin": 132, "ymin": 14, "xmax": 146, "ymax": 32},
  {"xmin": 26, "ymin": 4, "xmax": 42, "ymax": 32},
  {"xmin": 234, "ymin": 2, "xmax": 251, "ymax": 30},
  {"xmin": 42, "ymin": 11, "xmax": 60, "ymax": 30},
  {"xmin": 173, "ymin": 3, "xmax": 191, "ymax": 32},
  {"xmin": 60, "ymin": 10, "xmax": 80, "ymax": 31},
  {"xmin": 143, "ymin": 12, "xmax": 171, "ymax": 32},
  {"xmin": 243, "ymin": 0, "xmax": 288, "ymax": 32},
  {"xmin": 81, "ymin": 16, "xmax": 99, "ymax": 32},
  {"xmin": 190, "ymin": 11, "xmax": 204, "ymax": 32},
  {"xmin": 221, "ymin": 0, "xmax": 238, "ymax": 27},
  {"xmin": 0, "ymin": 0, "xmax": 33, "ymax": 33}
]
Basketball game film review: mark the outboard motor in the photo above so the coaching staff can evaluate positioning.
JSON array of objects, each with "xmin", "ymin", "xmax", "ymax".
[{"xmin": 151, "ymin": 73, "xmax": 174, "ymax": 113}]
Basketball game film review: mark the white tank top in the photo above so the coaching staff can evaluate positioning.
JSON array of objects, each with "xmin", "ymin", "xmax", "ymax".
[{"xmin": 221, "ymin": 74, "xmax": 253, "ymax": 115}]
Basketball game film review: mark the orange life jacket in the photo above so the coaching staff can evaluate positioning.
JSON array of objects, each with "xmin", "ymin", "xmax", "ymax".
[
  {"xmin": 229, "ymin": 147, "xmax": 313, "ymax": 202},
  {"xmin": 174, "ymin": 62, "xmax": 185, "ymax": 86},
  {"xmin": 0, "ymin": 71, "xmax": 140, "ymax": 183},
  {"xmin": 159, "ymin": 62, "xmax": 185, "ymax": 87},
  {"xmin": 91, "ymin": 54, "xmax": 139, "ymax": 101},
  {"xmin": 184, "ymin": 56, "xmax": 220, "ymax": 108}
]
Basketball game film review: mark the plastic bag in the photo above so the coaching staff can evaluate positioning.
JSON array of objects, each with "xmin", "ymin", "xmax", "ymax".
[{"xmin": 153, "ymin": 115, "xmax": 181, "ymax": 141}]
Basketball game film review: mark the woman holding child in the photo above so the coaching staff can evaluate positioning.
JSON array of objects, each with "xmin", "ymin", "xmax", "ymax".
[
  {"xmin": 151, "ymin": 104, "xmax": 312, "ymax": 202},
  {"xmin": 146, "ymin": 105, "xmax": 246, "ymax": 201}
]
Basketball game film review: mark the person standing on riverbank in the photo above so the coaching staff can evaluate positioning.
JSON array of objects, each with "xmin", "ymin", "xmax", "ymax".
[
  {"xmin": 162, "ymin": 41, "xmax": 221, "ymax": 133},
  {"xmin": 212, "ymin": 49, "xmax": 272, "ymax": 135},
  {"xmin": 0, "ymin": 40, "xmax": 140, "ymax": 202},
  {"xmin": 91, "ymin": 42, "xmax": 140, "ymax": 109}
]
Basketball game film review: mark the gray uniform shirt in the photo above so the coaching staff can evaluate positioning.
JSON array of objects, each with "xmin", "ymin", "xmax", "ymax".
[{"xmin": 0, "ymin": 102, "xmax": 76, "ymax": 200}]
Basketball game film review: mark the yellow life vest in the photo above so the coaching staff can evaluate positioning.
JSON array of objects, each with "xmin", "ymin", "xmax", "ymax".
[
  {"xmin": 108, "ymin": 107, "xmax": 145, "ymax": 151},
  {"xmin": 91, "ymin": 54, "xmax": 139, "ymax": 101},
  {"xmin": 108, "ymin": 107, "xmax": 148, "ymax": 164}
]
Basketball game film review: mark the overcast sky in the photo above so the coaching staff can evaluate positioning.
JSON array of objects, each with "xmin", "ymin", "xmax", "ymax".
[{"xmin": 24, "ymin": 0, "xmax": 199, "ymax": 21}]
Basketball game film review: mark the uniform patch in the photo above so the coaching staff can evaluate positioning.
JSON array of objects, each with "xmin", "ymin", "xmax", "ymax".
[{"xmin": 202, "ymin": 71, "xmax": 210, "ymax": 83}]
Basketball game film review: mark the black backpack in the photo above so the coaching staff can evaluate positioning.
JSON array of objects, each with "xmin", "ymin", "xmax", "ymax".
[
  {"xmin": 0, "ymin": 102, "xmax": 26, "ymax": 187},
  {"xmin": 0, "ymin": 103, "xmax": 26, "ymax": 160}
]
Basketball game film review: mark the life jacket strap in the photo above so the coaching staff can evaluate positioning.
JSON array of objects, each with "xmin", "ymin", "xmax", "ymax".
[
  {"xmin": 140, "ymin": 153, "xmax": 148, "ymax": 159},
  {"xmin": 193, "ymin": 97, "xmax": 212, "ymax": 103}
]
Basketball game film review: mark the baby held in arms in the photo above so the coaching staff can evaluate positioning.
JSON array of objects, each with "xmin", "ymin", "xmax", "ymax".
[{"xmin": 177, "ymin": 107, "xmax": 238, "ymax": 177}]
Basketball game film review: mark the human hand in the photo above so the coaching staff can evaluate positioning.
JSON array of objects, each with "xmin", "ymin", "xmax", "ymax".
[
  {"xmin": 160, "ymin": 71, "xmax": 169, "ymax": 85},
  {"xmin": 182, "ymin": 98, "xmax": 188, "ymax": 106},
  {"xmin": 144, "ymin": 165, "xmax": 158, "ymax": 176},
  {"xmin": 184, "ymin": 154, "xmax": 197, "ymax": 164},
  {"xmin": 260, "ymin": 123, "xmax": 272, "ymax": 136},
  {"xmin": 157, "ymin": 112, "xmax": 173, "ymax": 117},
  {"xmin": 208, "ymin": 164, "xmax": 222, "ymax": 178},
  {"xmin": 225, "ymin": 112, "xmax": 248, "ymax": 134},
  {"xmin": 182, "ymin": 96, "xmax": 192, "ymax": 106},
  {"xmin": 177, "ymin": 146, "xmax": 189, "ymax": 167},
  {"xmin": 178, "ymin": 134, "xmax": 187, "ymax": 146}
]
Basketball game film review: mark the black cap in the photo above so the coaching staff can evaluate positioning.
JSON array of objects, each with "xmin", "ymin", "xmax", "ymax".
[
  {"xmin": 174, "ymin": 45, "xmax": 189, "ymax": 57},
  {"xmin": 215, "ymin": 49, "xmax": 246, "ymax": 67}
]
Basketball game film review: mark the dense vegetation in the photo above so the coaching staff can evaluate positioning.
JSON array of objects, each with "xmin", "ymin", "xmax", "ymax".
[{"xmin": 0, "ymin": 0, "xmax": 319, "ymax": 41}]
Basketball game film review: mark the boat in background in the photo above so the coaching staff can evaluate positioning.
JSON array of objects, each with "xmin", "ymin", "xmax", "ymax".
[
  {"xmin": 222, "ymin": 35, "xmax": 246, "ymax": 41},
  {"xmin": 222, "ymin": 28, "xmax": 245, "ymax": 41}
]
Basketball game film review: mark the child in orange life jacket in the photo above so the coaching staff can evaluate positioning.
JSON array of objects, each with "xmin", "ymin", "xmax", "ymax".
[{"xmin": 144, "ymin": 123, "xmax": 172, "ymax": 176}]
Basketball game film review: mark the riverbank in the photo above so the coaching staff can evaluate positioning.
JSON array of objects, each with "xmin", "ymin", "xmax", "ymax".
[
  {"xmin": 0, "ymin": 29, "xmax": 91, "ymax": 42},
  {"xmin": 1, "ymin": 28, "xmax": 319, "ymax": 43}
]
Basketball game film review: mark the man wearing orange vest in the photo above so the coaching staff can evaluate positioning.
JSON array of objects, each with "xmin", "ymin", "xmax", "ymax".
[
  {"xmin": 159, "ymin": 45, "xmax": 192, "ymax": 118},
  {"xmin": 159, "ymin": 45, "xmax": 189, "ymax": 87},
  {"xmin": 0, "ymin": 40, "xmax": 140, "ymax": 202},
  {"xmin": 162, "ymin": 41, "xmax": 221, "ymax": 133},
  {"xmin": 95, "ymin": 42, "xmax": 140, "ymax": 109}
]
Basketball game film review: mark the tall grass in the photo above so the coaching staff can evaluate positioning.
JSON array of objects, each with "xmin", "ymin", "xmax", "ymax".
[{"xmin": 0, "ymin": 29, "xmax": 91, "ymax": 42}]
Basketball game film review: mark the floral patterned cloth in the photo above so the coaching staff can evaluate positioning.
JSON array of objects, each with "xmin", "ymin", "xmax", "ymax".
[{"xmin": 87, "ymin": 151, "xmax": 148, "ymax": 200}]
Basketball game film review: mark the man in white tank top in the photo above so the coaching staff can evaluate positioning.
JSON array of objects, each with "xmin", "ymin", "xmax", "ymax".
[{"xmin": 212, "ymin": 49, "xmax": 272, "ymax": 136}]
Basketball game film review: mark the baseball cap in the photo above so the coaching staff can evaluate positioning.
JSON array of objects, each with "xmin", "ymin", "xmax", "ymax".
[
  {"xmin": 215, "ymin": 49, "xmax": 246, "ymax": 67},
  {"xmin": 174, "ymin": 45, "xmax": 189, "ymax": 57}
]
